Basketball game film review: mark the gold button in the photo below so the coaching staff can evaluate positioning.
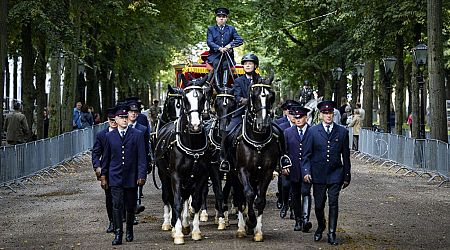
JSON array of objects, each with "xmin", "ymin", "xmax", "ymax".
[
  {"xmin": 122, "ymin": 162, "xmax": 125, "ymax": 165},
  {"xmin": 327, "ymin": 150, "xmax": 330, "ymax": 153},
  {"xmin": 122, "ymin": 156, "xmax": 125, "ymax": 159},
  {"xmin": 299, "ymin": 157, "xmax": 302, "ymax": 160},
  {"xmin": 327, "ymin": 141, "xmax": 330, "ymax": 143},
  {"xmin": 327, "ymin": 159, "xmax": 330, "ymax": 162},
  {"xmin": 299, "ymin": 153, "xmax": 302, "ymax": 155},
  {"xmin": 299, "ymin": 148, "xmax": 302, "ymax": 150},
  {"xmin": 327, "ymin": 155, "xmax": 330, "ymax": 158},
  {"xmin": 122, "ymin": 151, "xmax": 125, "ymax": 154},
  {"xmin": 122, "ymin": 146, "xmax": 125, "ymax": 149}
]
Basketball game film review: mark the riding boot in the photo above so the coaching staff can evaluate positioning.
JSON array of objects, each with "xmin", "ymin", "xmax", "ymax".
[
  {"xmin": 314, "ymin": 209, "xmax": 326, "ymax": 242},
  {"xmin": 126, "ymin": 212, "xmax": 135, "ymax": 242},
  {"xmin": 222, "ymin": 70, "xmax": 229, "ymax": 86},
  {"xmin": 294, "ymin": 217, "xmax": 303, "ymax": 231},
  {"xmin": 289, "ymin": 192, "xmax": 295, "ymax": 220},
  {"xmin": 302, "ymin": 195, "xmax": 313, "ymax": 232},
  {"xmin": 276, "ymin": 178, "xmax": 282, "ymax": 209},
  {"xmin": 280, "ymin": 204, "xmax": 288, "ymax": 218},
  {"xmin": 327, "ymin": 205, "xmax": 339, "ymax": 245},
  {"xmin": 214, "ymin": 69, "xmax": 221, "ymax": 87},
  {"xmin": 112, "ymin": 209, "xmax": 123, "ymax": 245},
  {"xmin": 106, "ymin": 221, "xmax": 114, "ymax": 233}
]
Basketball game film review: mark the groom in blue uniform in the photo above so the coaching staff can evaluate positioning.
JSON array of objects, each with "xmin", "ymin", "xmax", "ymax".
[
  {"xmin": 207, "ymin": 7, "xmax": 243, "ymax": 86},
  {"xmin": 303, "ymin": 100, "xmax": 351, "ymax": 245},
  {"xmin": 100, "ymin": 105, "xmax": 147, "ymax": 245}
]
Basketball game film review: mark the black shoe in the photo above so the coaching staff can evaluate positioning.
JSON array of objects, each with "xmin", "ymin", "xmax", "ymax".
[
  {"xmin": 135, "ymin": 204, "xmax": 145, "ymax": 214},
  {"xmin": 294, "ymin": 218, "xmax": 303, "ymax": 231},
  {"xmin": 112, "ymin": 230, "xmax": 123, "ymax": 245},
  {"xmin": 126, "ymin": 212, "xmax": 135, "ymax": 242},
  {"xmin": 280, "ymin": 205, "xmax": 288, "ymax": 218},
  {"xmin": 314, "ymin": 230, "xmax": 323, "ymax": 242},
  {"xmin": 302, "ymin": 196, "xmax": 313, "ymax": 232},
  {"xmin": 219, "ymin": 160, "xmax": 230, "ymax": 172},
  {"xmin": 302, "ymin": 221, "xmax": 312, "ymax": 232},
  {"xmin": 276, "ymin": 200, "xmax": 283, "ymax": 209},
  {"xmin": 106, "ymin": 221, "xmax": 114, "ymax": 233},
  {"xmin": 327, "ymin": 233, "xmax": 338, "ymax": 245}
]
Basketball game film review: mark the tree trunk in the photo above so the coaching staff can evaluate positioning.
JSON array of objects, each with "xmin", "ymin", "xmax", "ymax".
[
  {"xmin": 378, "ymin": 60, "xmax": 388, "ymax": 132},
  {"xmin": 35, "ymin": 36, "xmax": 47, "ymax": 139},
  {"xmin": 61, "ymin": 55, "xmax": 76, "ymax": 133},
  {"xmin": 411, "ymin": 62, "xmax": 420, "ymax": 139},
  {"xmin": 5, "ymin": 56, "xmax": 10, "ymax": 110},
  {"xmin": 405, "ymin": 63, "xmax": 412, "ymax": 117},
  {"xmin": 363, "ymin": 60, "xmax": 374, "ymax": 128},
  {"xmin": 0, "ymin": 0, "xmax": 6, "ymax": 141},
  {"xmin": 21, "ymin": 23, "xmax": 35, "ymax": 140},
  {"xmin": 351, "ymin": 73, "xmax": 358, "ymax": 109},
  {"xmin": 427, "ymin": 0, "xmax": 447, "ymax": 142},
  {"xmin": 48, "ymin": 51, "xmax": 62, "ymax": 137},
  {"xmin": 13, "ymin": 53, "xmax": 18, "ymax": 99},
  {"xmin": 395, "ymin": 34, "xmax": 405, "ymax": 135}
]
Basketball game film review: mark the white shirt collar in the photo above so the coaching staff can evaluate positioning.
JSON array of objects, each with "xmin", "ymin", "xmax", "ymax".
[
  {"xmin": 108, "ymin": 127, "xmax": 115, "ymax": 132},
  {"xmin": 322, "ymin": 122, "xmax": 333, "ymax": 131},
  {"xmin": 118, "ymin": 127, "xmax": 128, "ymax": 134},
  {"xmin": 298, "ymin": 125, "xmax": 307, "ymax": 134}
]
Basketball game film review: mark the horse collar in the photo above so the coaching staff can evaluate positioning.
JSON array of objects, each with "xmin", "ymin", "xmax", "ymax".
[
  {"xmin": 241, "ymin": 111, "xmax": 273, "ymax": 150},
  {"xmin": 174, "ymin": 118, "xmax": 208, "ymax": 158}
]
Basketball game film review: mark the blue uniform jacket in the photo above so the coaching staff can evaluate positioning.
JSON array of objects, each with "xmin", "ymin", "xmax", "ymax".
[
  {"xmin": 101, "ymin": 128, "xmax": 147, "ymax": 188},
  {"xmin": 278, "ymin": 120, "xmax": 292, "ymax": 131},
  {"xmin": 275, "ymin": 116, "xmax": 288, "ymax": 125},
  {"xmin": 207, "ymin": 24, "xmax": 243, "ymax": 64},
  {"xmin": 231, "ymin": 75, "xmax": 261, "ymax": 118},
  {"xmin": 92, "ymin": 127, "xmax": 109, "ymax": 170},
  {"xmin": 285, "ymin": 125, "xmax": 312, "ymax": 183},
  {"xmin": 305, "ymin": 123, "xmax": 351, "ymax": 184},
  {"xmin": 132, "ymin": 122, "xmax": 150, "ymax": 163},
  {"xmin": 137, "ymin": 113, "xmax": 151, "ymax": 134}
]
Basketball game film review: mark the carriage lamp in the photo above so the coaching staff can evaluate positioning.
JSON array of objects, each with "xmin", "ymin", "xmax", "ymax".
[
  {"xmin": 355, "ymin": 63, "xmax": 365, "ymax": 104},
  {"xmin": 413, "ymin": 44, "xmax": 428, "ymax": 139},
  {"xmin": 332, "ymin": 67, "xmax": 343, "ymax": 102},
  {"xmin": 382, "ymin": 57, "xmax": 396, "ymax": 133}
]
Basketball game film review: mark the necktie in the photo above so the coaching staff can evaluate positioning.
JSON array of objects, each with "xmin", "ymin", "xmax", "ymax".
[
  {"xmin": 299, "ymin": 129, "xmax": 303, "ymax": 141},
  {"xmin": 121, "ymin": 130, "xmax": 125, "ymax": 138},
  {"xmin": 326, "ymin": 125, "xmax": 331, "ymax": 134}
]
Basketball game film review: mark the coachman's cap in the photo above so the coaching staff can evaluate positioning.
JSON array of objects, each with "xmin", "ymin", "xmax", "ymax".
[
  {"xmin": 128, "ymin": 101, "xmax": 140, "ymax": 111},
  {"xmin": 215, "ymin": 7, "xmax": 229, "ymax": 16},
  {"xmin": 281, "ymin": 100, "xmax": 301, "ymax": 110},
  {"xmin": 317, "ymin": 100, "xmax": 336, "ymax": 113},
  {"xmin": 289, "ymin": 106, "xmax": 310, "ymax": 118},
  {"xmin": 107, "ymin": 108, "xmax": 116, "ymax": 119},
  {"xmin": 115, "ymin": 105, "xmax": 129, "ymax": 117}
]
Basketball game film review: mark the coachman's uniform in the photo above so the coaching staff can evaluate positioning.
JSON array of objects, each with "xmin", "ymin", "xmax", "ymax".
[
  {"xmin": 284, "ymin": 106, "xmax": 313, "ymax": 232},
  {"xmin": 91, "ymin": 108, "xmax": 116, "ymax": 233},
  {"xmin": 304, "ymin": 100, "xmax": 351, "ymax": 245},
  {"xmin": 101, "ymin": 107, "xmax": 147, "ymax": 245}
]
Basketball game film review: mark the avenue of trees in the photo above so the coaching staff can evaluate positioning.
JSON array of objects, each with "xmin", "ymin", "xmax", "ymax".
[{"xmin": 0, "ymin": 0, "xmax": 449, "ymax": 142}]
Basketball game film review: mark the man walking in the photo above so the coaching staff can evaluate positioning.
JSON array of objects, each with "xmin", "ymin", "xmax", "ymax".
[
  {"xmin": 92, "ymin": 107, "xmax": 117, "ymax": 233},
  {"xmin": 100, "ymin": 106, "xmax": 147, "ymax": 245},
  {"xmin": 303, "ymin": 100, "xmax": 351, "ymax": 245}
]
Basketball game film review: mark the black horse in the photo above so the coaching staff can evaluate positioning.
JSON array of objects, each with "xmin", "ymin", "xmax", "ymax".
[
  {"xmin": 227, "ymin": 74, "xmax": 280, "ymax": 241},
  {"xmin": 152, "ymin": 84, "xmax": 183, "ymax": 229},
  {"xmin": 198, "ymin": 84, "xmax": 237, "ymax": 229},
  {"xmin": 154, "ymin": 74, "xmax": 211, "ymax": 245}
]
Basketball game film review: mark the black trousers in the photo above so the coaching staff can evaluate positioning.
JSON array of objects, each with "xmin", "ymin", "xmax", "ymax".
[
  {"xmin": 105, "ymin": 188, "xmax": 113, "ymax": 221},
  {"xmin": 313, "ymin": 183, "xmax": 341, "ymax": 226},
  {"xmin": 111, "ymin": 187, "xmax": 138, "ymax": 217},
  {"xmin": 291, "ymin": 181, "xmax": 312, "ymax": 217}
]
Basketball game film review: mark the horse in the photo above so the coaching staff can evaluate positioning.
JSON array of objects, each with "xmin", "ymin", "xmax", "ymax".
[
  {"xmin": 303, "ymin": 96, "xmax": 323, "ymax": 125},
  {"xmin": 198, "ymin": 84, "xmax": 237, "ymax": 228},
  {"xmin": 154, "ymin": 74, "xmax": 212, "ymax": 245},
  {"xmin": 226, "ymin": 73, "xmax": 280, "ymax": 242},
  {"xmin": 156, "ymin": 85, "xmax": 183, "ymax": 133}
]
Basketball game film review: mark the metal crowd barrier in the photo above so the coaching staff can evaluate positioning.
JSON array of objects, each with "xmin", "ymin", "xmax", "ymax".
[
  {"xmin": 0, "ymin": 123, "xmax": 107, "ymax": 193},
  {"xmin": 356, "ymin": 128, "xmax": 449, "ymax": 187}
]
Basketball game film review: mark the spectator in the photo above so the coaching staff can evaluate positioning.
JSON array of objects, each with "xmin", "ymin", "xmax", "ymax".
[
  {"xmin": 348, "ymin": 109, "xmax": 361, "ymax": 151},
  {"xmin": 356, "ymin": 102, "xmax": 365, "ymax": 120},
  {"xmin": 148, "ymin": 100, "xmax": 161, "ymax": 130},
  {"xmin": 94, "ymin": 113, "xmax": 101, "ymax": 125},
  {"xmin": 338, "ymin": 97, "xmax": 349, "ymax": 116},
  {"xmin": 341, "ymin": 106, "xmax": 352, "ymax": 126},
  {"xmin": 43, "ymin": 109, "xmax": 49, "ymax": 138},
  {"xmin": 407, "ymin": 113, "xmax": 412, "ymax": 137},
  {"xmin": 81, "ymin": 105, "xmax": 94, "ymax": 128},
  {"xmin": 73, "ymin": 101, "xmax": 83, "ymax": 129},
  {"xmin": 3, "ymin": 102, "xmax": 30, "ymax": 145}
]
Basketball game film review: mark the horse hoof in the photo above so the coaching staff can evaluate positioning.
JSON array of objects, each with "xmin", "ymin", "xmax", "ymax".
[
  {"xmin": 200, "ymin": 210, "xmax": 208, "ymax": 222},
  {"xmin": 192, "ymin": 231, "xmax": 202, "ymax": 241},
  {"xmin": 217, "ymin": 217, "xmax": 226, "ymax": 230},
  {"xmin": 236, "ymin": 229, "xmax": 246, "ymax": 238},
  {"xmin": 173, "ymin": 236, "xmax": 184, "ymax": 245},
  {"xmin": 162, "ymin": 223, "xmax": 172, "ymax": 231},
  {"xmin": 253, "ymin": 233, "xmax": 264, "ymax": 242},
  {"xmin": 182, "ymin": 226, "xmax": 191, "ymax": 235}
]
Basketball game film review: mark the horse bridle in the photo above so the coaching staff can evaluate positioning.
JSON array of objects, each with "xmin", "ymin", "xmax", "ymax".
[{"xmin": 249, "ymin": 83, "xmax": 273, "ymax": 116}]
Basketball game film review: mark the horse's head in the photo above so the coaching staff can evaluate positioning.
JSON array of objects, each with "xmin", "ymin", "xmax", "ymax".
[
  {"xmin": 181, "ymin": 74, "xmax": 207, "ymax": 133},
  {"xmin": 165, "ymin": 85, "xmax": 183, "ymax": 121},
  {"xmin": 248, "ymin": 73, "xmax": 275, "ymax": 132},
  {"xmin": 214, "ymin": 84, "xmax": 237, "ymax": 132}
]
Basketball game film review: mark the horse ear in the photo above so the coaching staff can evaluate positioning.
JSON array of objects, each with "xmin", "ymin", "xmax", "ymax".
[
  {"xmin": 168, "ymin": 84, "xmax": 175, "ymax": 93},
  {"xmin": 180, "ymin": 74, "xmax": 189, "ymax": 87}
]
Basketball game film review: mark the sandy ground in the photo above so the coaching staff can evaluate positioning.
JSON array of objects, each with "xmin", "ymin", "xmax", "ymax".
[{"xmin": 1, "ymin": 153, "xmax": 450, "ymax": 250}]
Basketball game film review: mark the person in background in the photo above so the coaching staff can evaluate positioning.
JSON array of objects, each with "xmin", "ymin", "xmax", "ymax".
[
  {"xmin": 81, "ymin": 104, "xmax": 94, "ymax": 128},
  {"xmin": 73, "ymin": 101, "xmax": 83, "ymax": 129},
  {"xmin": 148, "ymin": 100, "xmax": 161, "ymax": 130},
  {"xmin": 356, "ymin": 102, "xmax": 365, "ymax": 121},
  {"xmin": 348, "ymin": 109, "xmax": 361, "ymax": 151},
  {"xmin": 43, "ymin": 109, "xmax": 49, "ymax": 138},
  {"xmin": 4, "ymin": 102, "xmax": 30, "ymax": 145}
]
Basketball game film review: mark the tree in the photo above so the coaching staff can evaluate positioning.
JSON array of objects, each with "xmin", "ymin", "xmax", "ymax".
[
  {"xmin": 0, "ymin": 0, "xmax": 7, "ymax": 142},
  {"xmin": 427, "ymin": 0, "xmax": 447, "ymax": 142}
]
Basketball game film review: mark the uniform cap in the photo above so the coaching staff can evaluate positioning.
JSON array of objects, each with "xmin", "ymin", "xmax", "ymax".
[
  {"xmin": 317, "ymin": 100, "xmax": 336, "ymax": 113},
  {"xmin": 128, "ymin": 101, "xmax": 140, "ymax": 111},
  {"xmin": 289, "ymin": 106, "xmax": 310, "ymax": 118},
  {"xmin": 281, "ymin": 100, "xmax": 301, "ymax": 110},
  {"xmin": 115, "ymin": 105, "xmax": 129, "ymax": 117},
  {"xmin": 215, "ymin": 7, "xmax": 229, "ymax": 16},
  {"xmin": 107, "ymin": 108, "xmax": 116, "ymax": 119}
]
